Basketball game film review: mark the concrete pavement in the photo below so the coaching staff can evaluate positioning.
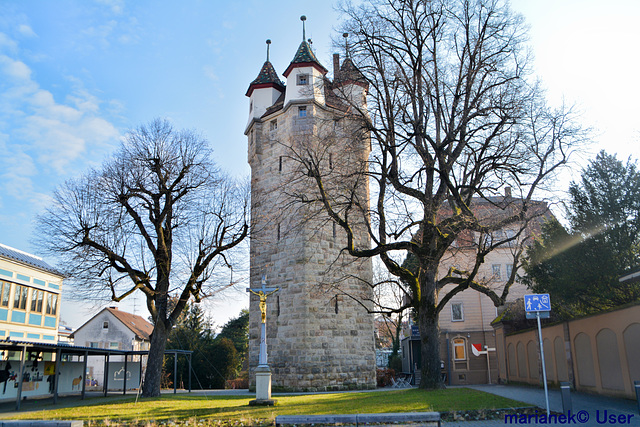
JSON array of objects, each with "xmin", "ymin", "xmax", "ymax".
[{"xmin": 444, "ymin": 384, "xmax": 640, "ymax": 426}]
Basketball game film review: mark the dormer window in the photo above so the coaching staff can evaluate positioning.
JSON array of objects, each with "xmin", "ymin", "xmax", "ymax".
[{"xmin": 297, "ymin": 74, "xmax": 308, "ymax": 85}]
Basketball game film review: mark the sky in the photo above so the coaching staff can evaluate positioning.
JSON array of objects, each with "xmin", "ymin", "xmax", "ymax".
[{"xmin": 0, "ymin": 0, "xmax": 639, "ymax": 329}]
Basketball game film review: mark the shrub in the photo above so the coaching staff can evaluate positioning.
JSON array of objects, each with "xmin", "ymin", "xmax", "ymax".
[{"xmin": 376, "ymin": 368, "xmax": 396, "ymax": 387}]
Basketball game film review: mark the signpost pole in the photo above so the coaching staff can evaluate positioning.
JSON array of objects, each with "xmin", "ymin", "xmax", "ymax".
[{"xmin": 537, "ymin": 311, "xmax": 550, "ymax": 416}]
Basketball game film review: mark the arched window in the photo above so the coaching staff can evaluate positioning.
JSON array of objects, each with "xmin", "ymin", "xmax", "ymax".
[{"xmin": 453, "ymin": 337, "xmax": 467, "ymax": 361}]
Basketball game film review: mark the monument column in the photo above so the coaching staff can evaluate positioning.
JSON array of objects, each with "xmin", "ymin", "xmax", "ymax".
[{"xmin": 247, "ymin": 275, "xmax": 278, "ymax": 406}]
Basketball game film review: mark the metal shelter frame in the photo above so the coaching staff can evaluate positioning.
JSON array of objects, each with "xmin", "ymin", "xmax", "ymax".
[{"xmin": 0, "ymin": 340, "xmax": 192, "ymax": 411}]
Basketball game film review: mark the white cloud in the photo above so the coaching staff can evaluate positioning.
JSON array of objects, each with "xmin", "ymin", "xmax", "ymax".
[
  {"xmin": 95, "ymin": 0, "xmax": 125, "ymax": 15},
  {"xmin": 0, "ymin": 32, "xmax": 18, "ymax": 51},
  {"xmin": 17, "ymin": 24, "xmax": 36, "ymax": 38},
  {"xmin": 0, "ymin": 55, "xmax": 31, "ymax": 80}
]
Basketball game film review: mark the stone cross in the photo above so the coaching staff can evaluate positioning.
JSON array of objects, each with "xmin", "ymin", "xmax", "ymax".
[{"xmin": 247, "ymin": 274, "xmax": 278, "ymax": 366}]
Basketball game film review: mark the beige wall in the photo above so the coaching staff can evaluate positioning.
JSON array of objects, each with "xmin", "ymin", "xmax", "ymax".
[{"xmin": 496, "ymin": 303, "xmax": 640, "ymax": 399}]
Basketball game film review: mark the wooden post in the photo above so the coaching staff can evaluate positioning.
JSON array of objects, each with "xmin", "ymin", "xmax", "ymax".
[{"xmin": 188, "ymin": 353, "xmax": 192, "ymax": 393}]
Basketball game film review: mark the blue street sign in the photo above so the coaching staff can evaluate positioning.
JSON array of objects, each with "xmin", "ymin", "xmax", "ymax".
[{"xmin": 524, "ymin": 293, "xmax": 551, "ymax": 312}]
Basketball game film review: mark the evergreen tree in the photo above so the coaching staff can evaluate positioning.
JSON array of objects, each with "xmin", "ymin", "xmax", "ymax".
[{"xmin": 523, "ymin": 151, "xmax": 640, "ymax": 316}]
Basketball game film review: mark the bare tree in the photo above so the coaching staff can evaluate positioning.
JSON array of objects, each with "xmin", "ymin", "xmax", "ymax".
[
  {"xmin": 289, "ymin": 0, "xmax": 587, "ymax": 388},
  {"xmin": 38, "ymin": 119, "xmax": 248, "ymax": 397}
]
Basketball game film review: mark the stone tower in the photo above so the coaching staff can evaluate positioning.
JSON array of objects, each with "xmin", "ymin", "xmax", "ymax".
[{"xmin": 244, "ymin": 24, "xmax": 376, "ymax": 392}]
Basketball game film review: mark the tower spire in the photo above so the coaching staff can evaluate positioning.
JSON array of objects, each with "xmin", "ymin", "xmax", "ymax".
[
  {"xmin": 301, "ymin": 15, "xmax": 306, "ymax": 41},
  {"xmin": 266, "ymin": 39, "xmax": 271, "ymax": 62}
]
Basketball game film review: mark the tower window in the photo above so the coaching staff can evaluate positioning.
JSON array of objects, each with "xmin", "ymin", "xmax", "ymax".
[
  {"xmin": 277, "ymin": 224, "xmax": 281, "ymax": 241},
  {"xmin": 329, "ymin": 153, "xmax": 333, "ymax": 169},
  {"xmin": 297, "ymin": 74, "xmax": 308, "ymax": 85},
  {"xmin": 249, "ymin": 100, "xmax": 253, "ymax": 112},
  {"xmin": 298, "ymin": 106, "xmax": 307, "ymax": 118},
  {"xmin": 332, "ymin": 222, "xmax": 337, "ymax": 239},
  {"xmin": 270, "ymin": 119, "xmax": 277, "ymax": 131},
  {"xmin": 279, "ymin": 156, "xmax": 283, "ymax": 172}
]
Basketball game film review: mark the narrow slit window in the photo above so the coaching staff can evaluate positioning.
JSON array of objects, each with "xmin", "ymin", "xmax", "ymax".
[
  {"xmin": 332, "ymin": 222, "xmax": 337, "ymax": 239},
  {"xmin": 277, "ymin": 224, "xmax": 281, "ymax": 241},
  {"xmin": 329, "ymin": 153, "xmax": 333, "ymax": 169},
  {"xmin": 279, "ymin": 156, "xmax": 283, "ymax": 172}
]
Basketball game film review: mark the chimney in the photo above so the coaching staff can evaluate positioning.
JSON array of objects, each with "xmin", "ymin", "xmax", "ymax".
[
  {"xmin": 504, "ymin": 187, "xmax": 512, "ymax": 198},
  {"xmin": 333, "ymin": 53, "xmax": 340, "ymax": 79}
]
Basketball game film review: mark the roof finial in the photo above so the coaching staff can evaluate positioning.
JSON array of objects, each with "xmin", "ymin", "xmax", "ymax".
[
  {"xmin": 266, "ymin": 39, "xmax": 271, "ymax": 62},
  {"xmin": 343, "ymin": 33, "xmax": 350, "ymax": 58},
  {"xmin": 301, "ymin": 15, "xmax": 307, "ymax": 41}
]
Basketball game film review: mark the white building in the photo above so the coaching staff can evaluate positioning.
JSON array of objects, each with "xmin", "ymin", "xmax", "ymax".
[
  {"xmin": 0, "ymin": 243, "xmax": 63, "ymax": 343},
  {"xmin": 71, "ymin": 307, "xmax": 152, "ymax": 386}
]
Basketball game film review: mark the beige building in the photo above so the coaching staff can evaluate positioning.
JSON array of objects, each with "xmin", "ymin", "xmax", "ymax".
[
  {"xmin": 0, "ymin": 243, "xmax": 63, "ymax": 343},
  {"xmin": 401, "ymin": 194, "xmax": 549, "ymax": 386},
  {"xmin": 245, "ymin": 30, "xmax": 376, "ymax": 391}
]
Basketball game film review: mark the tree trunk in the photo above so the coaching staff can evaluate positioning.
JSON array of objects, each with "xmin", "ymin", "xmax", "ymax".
[
  {"xmin": 418, "ymin": 306, "xmax": 443, "ymax": 388},
  {"xmin": 418, "ymin": 270, "xmax": 444, "ymax": 389},
  {"xmin": 142, "ymin": 320, "xmax": 169, "ymax": 397}
]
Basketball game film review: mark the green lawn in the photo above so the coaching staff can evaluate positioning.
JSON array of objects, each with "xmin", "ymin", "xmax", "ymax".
[{"xmin": 6, "ymin": 388, "xmax": 528, "ymax": 425}]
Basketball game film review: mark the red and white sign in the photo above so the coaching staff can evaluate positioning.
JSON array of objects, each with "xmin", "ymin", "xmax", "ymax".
[{"xmin": 472, "ymin": 343, "xmax": 485, "ymax": 356}]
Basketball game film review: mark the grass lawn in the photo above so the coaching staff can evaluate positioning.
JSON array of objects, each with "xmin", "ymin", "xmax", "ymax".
[{"xmin": 5, "ymin": 388, "xmax": 529, "ymax": 425}]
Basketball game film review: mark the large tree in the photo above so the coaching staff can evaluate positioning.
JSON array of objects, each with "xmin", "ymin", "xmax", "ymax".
[
  {"xmin": 523, "ymin": 151, "xmax": 640, "ymax": 316},
  {"xmin": 38, "ymin": 119, "xmax": 248, "ymax": 397},
  {"xmin": 290, "ymin": 0, "xmax": 586, "ymax": 388}
]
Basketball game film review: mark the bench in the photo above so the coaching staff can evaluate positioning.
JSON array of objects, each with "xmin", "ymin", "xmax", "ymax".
[{"xmin": 275, "ymin": 411, "xmax": 441, "ymax": 426}]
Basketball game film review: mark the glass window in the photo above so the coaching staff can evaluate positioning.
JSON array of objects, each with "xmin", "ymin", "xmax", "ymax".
[
  {"xmin": 31, "ymin": 289, "xmax": 43, "ymax": 313},
  {"xmin": 453, "ymin": 338, "xmax": 466, "ymax": 360},
  {"xmin": 451, "ymin": 302, "xmax": 464, "ymax": 321},
  {"xmin": 270, "ymin": 119, "xmax": 277, "ymax": 131},
  {"xmin": 492, "ymin": 264, "xmax": 501, "ymax": 279},
  {"xmin": 298, "ymin": 106, "xmax": 307, "ymax": 117},
  {"xmin": 13, "ymin": 285, "xmax": 27, "ymax": 310},
  {"xmin": 297, "ymin": 74, "xmax": 308, "ymax": 85},
  {"xmin": 0, "ymin": 281, "xmax": 10, "ymax": 307},
  {"xmin": 46, "ymin": 293, "xmax": 58, "ymax": 315},
  {"xmin": 506, "ymin": 264, "xmax": 514, "ymax": 278},
  {"xmin": 103, "ymin": 321, "xmax": 109, "ymax": 329},
  {"xmin": 89, "ymin": 342, "xmax": 99, "ymax": 348},
  {"xmin": 110, "ymin": 342, "xmax": 119, "ymax": 349}
]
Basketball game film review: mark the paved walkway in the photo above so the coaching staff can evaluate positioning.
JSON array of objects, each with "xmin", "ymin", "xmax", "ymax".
[{"xmin": 445, "ymin": 384, "xmax": 640, "ymax": 426}]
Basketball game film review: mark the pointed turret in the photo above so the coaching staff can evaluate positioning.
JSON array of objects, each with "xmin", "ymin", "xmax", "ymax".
[
  {"xmin": 332, "ymin": 33, "xmax": 368, "ymax": 106},
  {"xmin": 246, "ymin": 40, "xmax": 285, "ymax": 127},
  {"xmin": 283, "ymin": 16, "xmax": 328, "ymax": 107}
]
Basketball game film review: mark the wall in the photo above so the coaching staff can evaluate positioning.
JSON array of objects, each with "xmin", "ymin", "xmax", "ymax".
[{"xmin": 496, "ymin": 303, "xmax": 640, "ymax": 399}]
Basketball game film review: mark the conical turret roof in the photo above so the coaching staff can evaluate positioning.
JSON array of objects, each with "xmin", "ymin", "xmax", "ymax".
[
  {"xmin": 246, "ymin": 60, "xmax": 285, "ymax": 97},
  {"xmin": 334, "ymin": 56, "xmax": 368, "ymax": 89},
  {"xmin": 283, "ymin": 40, "xmax": 328, "ymax": 78}
]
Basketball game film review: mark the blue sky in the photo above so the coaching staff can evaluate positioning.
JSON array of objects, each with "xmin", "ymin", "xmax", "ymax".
[{"xmin": 0, "ymin": 0, "xmax": 638, "ymax": 328}]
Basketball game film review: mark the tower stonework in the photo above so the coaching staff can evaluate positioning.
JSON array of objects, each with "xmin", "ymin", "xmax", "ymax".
[{"xmin": 245, "ymin": 34, "xmax": 376, "ymax": 391}]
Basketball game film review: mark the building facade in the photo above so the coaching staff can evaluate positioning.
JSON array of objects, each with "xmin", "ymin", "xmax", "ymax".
[
  {"xmin": 400, "ymin": 193, "xmax": 550, "ymax": 385},
  {"xmin": 0, "ymin": 243, "xmax": 63, "ymax": 343},
  {"xmin": 71, "ymin": 307, "xmax": 152, "ymax": 386},
  {"xmin": 245, "ymin": 26, "xmax": 376, "ymax": 391}
]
